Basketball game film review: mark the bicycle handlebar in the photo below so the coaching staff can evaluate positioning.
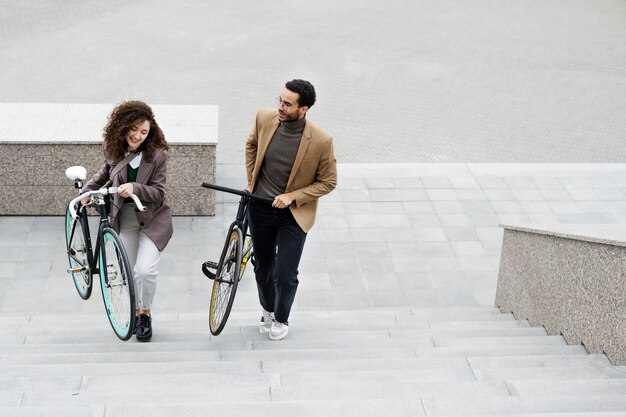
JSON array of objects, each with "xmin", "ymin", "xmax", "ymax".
[
  {"xmin": 68, "ymin": 187, "xmax": 147, "ymax": 220},
  {"xmin": 201, "ymin": 182, "xmax": 275, "ymax": 204}
]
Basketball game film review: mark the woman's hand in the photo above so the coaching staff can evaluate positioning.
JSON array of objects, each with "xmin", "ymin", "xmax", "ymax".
[{"xmin": 117, "ymin": 183, "xmax": 134, "ymax": 198}]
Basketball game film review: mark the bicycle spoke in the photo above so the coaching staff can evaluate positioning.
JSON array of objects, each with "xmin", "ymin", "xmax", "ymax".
[
  {"xmin": 65, "ymin": 207, "xmax": 92, "ymax": 300},
  {"xmin": 100, "ymin": 229, "xmax": 135, "ymax": 340},
  {"xmin": 105, "ymin": 253, "xmax": 131, "ymax": 328}
]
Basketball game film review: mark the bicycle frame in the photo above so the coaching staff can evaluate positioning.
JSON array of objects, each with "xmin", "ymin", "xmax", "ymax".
[
  {"xmin": 66, "ymin": 177, "xmax": 146, "ymax": 284},
  {"xmin": 201, "ymin": 182, "xmax": 274, "ymax": 335},
  {"xmin": 201, "ymin": 182, "xmax": 273, "ymax": 278}
]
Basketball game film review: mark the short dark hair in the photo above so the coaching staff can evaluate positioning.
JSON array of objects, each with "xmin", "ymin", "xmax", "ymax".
[{"xmin": 285, "ymin": 79, "xmax": 316, "ymax": 108}]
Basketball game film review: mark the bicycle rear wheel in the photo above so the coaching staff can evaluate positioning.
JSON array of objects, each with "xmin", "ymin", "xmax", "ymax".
[
  {"xmin": 99, "ymin": 228, "xmax": 135, "ymax": 340},
  {"xmin": 209, "ymin": 226, "xmax": 242, "ymax": 335},
  {"xmin": 65, "ymin": 206, "xmax": 92, "ymax": 300}
]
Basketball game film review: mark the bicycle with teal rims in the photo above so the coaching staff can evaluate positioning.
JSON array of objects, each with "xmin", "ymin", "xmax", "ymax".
[
  {"xmin": 64, "ymin": 166, "xmax": 146, "ymax": 341},
  {"xmin": 201, "ymin": 183, "xmax": 274, "ymax": 336}
]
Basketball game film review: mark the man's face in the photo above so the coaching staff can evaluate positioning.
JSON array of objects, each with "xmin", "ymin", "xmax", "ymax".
[{"xmin": 277, "ymin": 88, "xmax": 307, "ymax": 122}]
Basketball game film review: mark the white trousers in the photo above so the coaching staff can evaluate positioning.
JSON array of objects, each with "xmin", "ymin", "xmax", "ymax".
[{"xmin": 119, "ymin": 204, "xmax": 161, "ymax": 310}]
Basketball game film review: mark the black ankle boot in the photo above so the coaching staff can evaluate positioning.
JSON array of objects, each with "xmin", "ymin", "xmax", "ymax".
[{"xmin": 136, "ymin": 314, "xmax": 152, "ymax": 342}]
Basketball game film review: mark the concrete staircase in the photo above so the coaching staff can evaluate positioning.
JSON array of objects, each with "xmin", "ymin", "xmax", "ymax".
[
  {"xmin": 2, "ymin": 307, "xmax": 625, "ymax": 417},
  {"xmin": 3, "ymin": 163, "xmax": 626, "ymax": 416}
]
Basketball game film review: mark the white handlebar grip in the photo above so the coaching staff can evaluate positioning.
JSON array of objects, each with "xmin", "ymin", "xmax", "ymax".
[{"xmin": 130, "ymin": 194, "xmax": 147, "ymax": 211}]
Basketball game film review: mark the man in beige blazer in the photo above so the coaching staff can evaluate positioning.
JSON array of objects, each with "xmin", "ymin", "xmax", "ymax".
[{"xmin": 246, "ymin": 79, "xmax": 337, "ymax": 340}]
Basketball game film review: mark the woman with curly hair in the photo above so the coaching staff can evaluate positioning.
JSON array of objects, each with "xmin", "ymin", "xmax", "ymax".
[{"xmin": 82, "ymin": 100, "xmax": 173, "ymax": 342}]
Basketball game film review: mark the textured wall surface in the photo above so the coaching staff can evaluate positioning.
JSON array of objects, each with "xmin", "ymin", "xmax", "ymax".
[
  {"xmin": 496, "ymin": 225, "xmax": 626, "ymax": 365},
  {"xmin": 0, "ymin": 103, "xmax": 217, "ymax": 215}
]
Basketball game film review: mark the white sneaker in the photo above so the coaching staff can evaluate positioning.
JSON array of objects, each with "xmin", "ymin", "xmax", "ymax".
[
  {"xmin": 269, "ymin": 321, "xmax": 289, "ymax": 341},
  {"xmin": 260, "ymin": 310, "xmax": 274, "ymax": 333}
]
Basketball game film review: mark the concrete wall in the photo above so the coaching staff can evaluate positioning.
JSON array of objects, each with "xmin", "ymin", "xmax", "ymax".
[
  {"xmin": 496, "ymin": 224, "xmax": 626, "ymax": 365},
  {"xmin": 0, "ymin": 103, "xmax": 217, "ymax": 215}
]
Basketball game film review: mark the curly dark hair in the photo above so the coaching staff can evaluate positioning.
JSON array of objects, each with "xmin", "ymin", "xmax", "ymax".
[
  {"xmin": 103, "ymin": 100, "xmax": 169, "ymax": 162},
  {"xmin": 285, "ymin": 79, "xmax": 316, "ymax": 108}
]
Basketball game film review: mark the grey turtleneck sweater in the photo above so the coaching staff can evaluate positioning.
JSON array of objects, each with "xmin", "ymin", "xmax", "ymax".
[{"xmin": 254, "ymin": 117, "xmax": 306, "ymax": 198}]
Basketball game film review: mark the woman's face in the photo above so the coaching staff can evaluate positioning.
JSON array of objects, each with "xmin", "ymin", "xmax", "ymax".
[{"xmin": 126, "ymin": 119, "xmax": 150, "ymax": 152}]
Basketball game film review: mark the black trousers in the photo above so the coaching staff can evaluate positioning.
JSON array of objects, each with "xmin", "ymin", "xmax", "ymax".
[{"xmin": 247, "ymin": 200, "xmax": 307, "ymax": 324}]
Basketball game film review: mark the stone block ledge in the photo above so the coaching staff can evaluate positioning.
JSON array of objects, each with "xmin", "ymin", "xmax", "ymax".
[
  {"xmin": 0, "ymin": 103, "xmax": 218, "ymax": 215},
  {"xmin": 495, "ymin": 223, "xmax": 626, "ymax": 365},
  {"xmin": 500, "ymin": 224, "xmax": 626, "ymax": 248}
]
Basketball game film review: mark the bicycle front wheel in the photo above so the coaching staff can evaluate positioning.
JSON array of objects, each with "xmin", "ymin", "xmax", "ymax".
[
  {"xmin": 99, "ymin": 228, "xmax": 135, "ymax": 340},
  {"xmin": 65, "ymin": 206, "xmax": 92, "ymax": 300},
  {"xmin": 209, "ymin": 226, "xmax": 242, "ymax": 335}
]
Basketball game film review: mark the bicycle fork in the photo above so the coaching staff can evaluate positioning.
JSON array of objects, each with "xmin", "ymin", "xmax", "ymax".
[{"xmin": 67, "ymin": 217, "xmax": 92, "ymax": 275}]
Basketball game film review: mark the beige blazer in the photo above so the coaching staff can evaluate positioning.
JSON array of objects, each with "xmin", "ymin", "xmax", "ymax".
[
  {"xmin": 84, "ymin": 148, "xmax": 173, "ymax": 251},
  {"xmin": 246, "ymin": 108, "xmax": 337, "ymax": 232}
]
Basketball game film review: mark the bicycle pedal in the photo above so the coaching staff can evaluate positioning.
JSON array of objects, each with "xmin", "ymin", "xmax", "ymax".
[
  {"xmin": 67, "ymin": 267, "xmax": 85, "ymax": 273},
  {"xmin": 202, "ymin": 261, "xmax": 218, "ymax": 280}
]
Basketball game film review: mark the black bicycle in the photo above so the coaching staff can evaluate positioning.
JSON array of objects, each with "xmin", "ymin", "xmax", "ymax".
[
  {"xmin": 201, "ymin": 183, "xmax": 274, "ymax": 335},
  {"xmin": 64, "ymin": 165, "xmax": 146, "ymax": 340}
]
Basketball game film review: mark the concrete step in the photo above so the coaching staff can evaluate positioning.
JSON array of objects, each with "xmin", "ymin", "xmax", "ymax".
[
  {"xmin": 2, "ymin": 331, "xmax": 562, "ymax": 363},
  {"xmin": 509, "ymin": 378, "xmax": 626, "ymax": 396},
  {"xmin": 0, "ymin": 305, "xmax": 620, "ymax": 417},
  {"xmin": 0, "ymin": 307, "xmax": 516, "ymax": 328},
  {"xmin": 261, "ymin": 355, "xmax": 614, "ymax": 374},
  {"xmin": 467, "ymin": 353, "xmax": 613, "ymax": 368},
  {"xmin": 0, "ymin": 405, "xmax": 104, "ymax": 417},
  {"xmin": 7, "ymin": 391, "xmax": 626, "ymax": 416},
  {"xmin": 6, "ymin": 321, "xmax": 548, "ymax": 349},
  {"xmin": 423, "ymin": 395, "xmax": 626, "ymax": 416},
  {"xmin": 0, "ymin": 399, "xmax": 425, "ymax": 417},
  {"xmin": 0, "ymin": 359, "xmax": 262, "ymax": 377},
  {"xmin": 71, "ymin": 404, "xmax": 626, "ymax": 417},
  {"xmin": 0, "ymin": 309, "xmax": 542, "ymax": 344},
  {"xmin": 271, "ymin": 380, "xmax": 510, "ymax": 401},
  {"xmin": 433, "ymin": 335, "xmax": 569, "ymax": 348},
  {"xmin": 415, "ymin": 344, "xmax": 589, "ymax": 358},
  {"xmin": 1, "ymin": 349, "xmax": 606, "ymax": 379},
  {"xmin": 2, "ymin": 340, "xmax": 589, "ymax": 361}
]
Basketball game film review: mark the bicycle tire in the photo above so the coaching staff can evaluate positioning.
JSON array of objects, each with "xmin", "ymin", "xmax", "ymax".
[
  {"xmin": 65, "ymin": 206, "xmax": 93, "ymax": 300},
  {"xmin": 99, "ymin": 228, "xmax": 135, "ymax": 341},
  {"xmin": 209, "ymin": 226, "xmax": 242, "ymax": 335}
]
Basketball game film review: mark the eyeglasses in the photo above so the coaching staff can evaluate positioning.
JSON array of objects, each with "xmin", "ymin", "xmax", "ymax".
[{"xmin": 276, "ymin": 97, "xmax": 299, "ymax": 109}]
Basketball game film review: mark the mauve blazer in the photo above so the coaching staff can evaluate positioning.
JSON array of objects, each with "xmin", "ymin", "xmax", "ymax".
[
  {"xmin": 83, "ymin": 148, "xmax": 173, "ymax": 251},
  {"xmin": 246, "ymin": 108, "xmax": 337, "ymax": 233}
]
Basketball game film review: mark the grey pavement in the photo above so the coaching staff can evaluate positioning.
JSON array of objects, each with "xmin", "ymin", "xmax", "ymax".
[
  {"xmin": 1, "ymin": 0, "xmax": 623, "ymax": 313},
  {"xmin": 1, "ymin": 0, "xmax": 625, "ymax": 163},
  {"xmin": 2, "ymin": 162, "xmax": 626, "ymax": 315}
]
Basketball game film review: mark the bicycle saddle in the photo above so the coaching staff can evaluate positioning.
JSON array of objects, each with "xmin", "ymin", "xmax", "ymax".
[{"xmin": 65, "ymin": 166, "xmax": 87, "ymax": 181}]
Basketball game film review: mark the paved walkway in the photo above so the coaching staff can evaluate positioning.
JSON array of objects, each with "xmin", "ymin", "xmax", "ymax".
[
  {"xmin": 2, "ymin": 162, "xmax": 625, "ymax": 315},
  {"xmin": 0, "ymin": 0, "xmax": 625, "ymax": 330},
  {"xmin": 0, "ymin": 0, "xmax": 625, "ymax": 163}
]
